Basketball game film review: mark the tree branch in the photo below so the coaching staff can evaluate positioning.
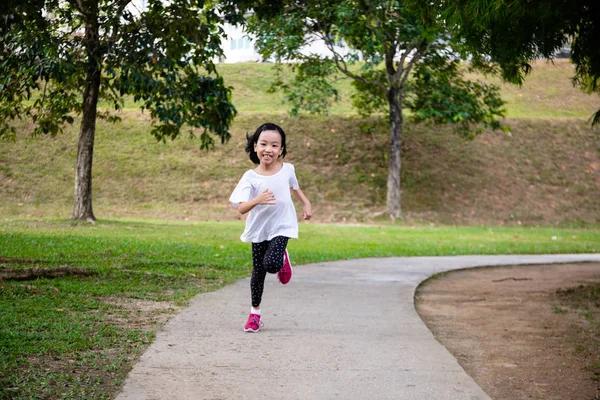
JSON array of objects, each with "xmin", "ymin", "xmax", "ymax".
[
  {"xmin": 399, "ymin": 40, "xmax": 428, "ymax": 88},
  {"xmin": 385, "ymin": 41, "xmax": 398, "ymax": 77},
  {"xmin": 396, "ymin": 48, "xmax": 410, "ymax": 77},
  {"xmin": 319, "ymin": 32, "xmax": 387, "ymax": 91}
]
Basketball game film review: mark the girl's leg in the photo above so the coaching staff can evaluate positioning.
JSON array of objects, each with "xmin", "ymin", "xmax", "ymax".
[
  {"xmin": 262, "ymin": 236, "xmax": 289, "ymax": 274},
  {"xmin": 250, "ymin": 241, "xmax": 270, "ymax": 308},
  {"xmin": 250, "ymin": 236, "xmax": 290, "ymax": 308}
]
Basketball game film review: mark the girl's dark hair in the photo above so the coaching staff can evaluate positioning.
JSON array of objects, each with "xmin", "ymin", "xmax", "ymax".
[{"xmin": 245, "ymin": 122, "xmax": 287, "ymax": 165}]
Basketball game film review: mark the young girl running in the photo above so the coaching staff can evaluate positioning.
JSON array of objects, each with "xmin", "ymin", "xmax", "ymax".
[{"xmin": 229, "ymin": 122, "xmax": 312, "ymax": 332}]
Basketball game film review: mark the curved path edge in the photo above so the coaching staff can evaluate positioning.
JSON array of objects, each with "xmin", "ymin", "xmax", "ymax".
[{"xmin": 116, "ymin": 254, "xmax": 600, "ymax": 400}]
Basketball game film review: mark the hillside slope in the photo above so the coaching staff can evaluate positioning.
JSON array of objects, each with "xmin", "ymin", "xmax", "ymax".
[
  {"xmin": 1, "ymin": 114, "xmax": 598, "ymax": 225},
  {"xmin": 0, "ymin": 60, "xmax": 599, "ymax": 225}
]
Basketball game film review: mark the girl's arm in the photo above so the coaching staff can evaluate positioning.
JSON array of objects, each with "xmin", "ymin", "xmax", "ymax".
[
  {"xmin": 237, "ymin": 189, "xmax": 276, "ymax": 215},
  {"xmin": 292, "ymin": 188, "xmax": 312, "ymax": 220}
]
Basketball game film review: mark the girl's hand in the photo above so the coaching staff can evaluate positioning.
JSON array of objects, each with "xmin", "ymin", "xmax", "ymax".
[
  {"xmin": 255, "ymin": 189, "xmax": 276, "ymax": 205},
  {"xmin": 302, "ymin": 204, "xmax": 312, "ymax": 220},
  {"xmin": 290, "ymin": 187, "xmax": 312, "ymax": 220}
]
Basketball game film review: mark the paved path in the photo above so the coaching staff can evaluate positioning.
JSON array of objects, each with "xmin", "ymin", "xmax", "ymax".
[{"xmin": 116, "ymin": 254, "xmax": 600, "ymax": 400}]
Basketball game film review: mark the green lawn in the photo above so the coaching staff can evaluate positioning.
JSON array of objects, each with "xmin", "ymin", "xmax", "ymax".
[{"xmin": 1, "ymin": 218, "xmax": 599, "ymax": 398}]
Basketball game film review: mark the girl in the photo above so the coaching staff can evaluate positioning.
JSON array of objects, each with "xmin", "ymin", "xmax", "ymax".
[{"xmin": 229, "ymin": 122, "xmax": 312, "ymax": 333}]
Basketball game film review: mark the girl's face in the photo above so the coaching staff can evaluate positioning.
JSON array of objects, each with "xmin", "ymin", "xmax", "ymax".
[{"xmin": 254, "ymin": 130, "xmax": 283, "ymax": 166}]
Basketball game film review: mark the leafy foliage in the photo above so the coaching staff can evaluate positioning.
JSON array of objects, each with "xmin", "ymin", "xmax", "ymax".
[
  {"xmin": 407, "ymin": 54, "xmax": 506, "ymax": 137},
  {"xmin": 420, "ymin": 0, "xmax": 600, "ymax": 124},
  {"xmin": 0, "ymin": 0, "xmax": 243, "ymax": 147},
  {"xmin": 0, "ymin": 5, "xmax": 82, "ymax": 138},
  {"xmin": 350, "ymin": 69, "xmax": 387, "ymax": 118},
  {"xmin": 269, "ymin": 60, "xmax": 340, "ymax": 116}
]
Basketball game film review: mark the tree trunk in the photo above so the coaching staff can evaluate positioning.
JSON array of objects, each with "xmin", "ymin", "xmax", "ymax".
[
  {"xmin": 71, "ymin": 14, "xmax": 101, "ymax": 222},
  {"xmin": 386, "ymin": 86, "xmax": 403, "ymax": 219}
]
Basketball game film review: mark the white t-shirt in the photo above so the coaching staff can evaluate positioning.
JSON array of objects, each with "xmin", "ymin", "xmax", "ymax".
[{"xmin": 229, "ymin": 162, "xmax": 300, "ymax": 243}]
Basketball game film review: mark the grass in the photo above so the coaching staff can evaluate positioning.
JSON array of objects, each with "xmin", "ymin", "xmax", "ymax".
[{"xmin": 1, "ymin": 219, "xmax": 599, "ymax": 399}]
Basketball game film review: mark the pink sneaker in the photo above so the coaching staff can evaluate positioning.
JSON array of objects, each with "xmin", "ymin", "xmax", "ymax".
[
  {"xmin": 278, "ymin": 249, "xmax": 293, "ymax": 285},
  {"xmin": 244, "ymin": 313, "xmax": 263, "ymax": 332}
]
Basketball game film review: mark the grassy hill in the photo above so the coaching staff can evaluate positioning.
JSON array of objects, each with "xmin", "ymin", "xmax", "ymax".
[{"xmin": 1, "ymin": 59, "xmax": 599, "ymax": 226}]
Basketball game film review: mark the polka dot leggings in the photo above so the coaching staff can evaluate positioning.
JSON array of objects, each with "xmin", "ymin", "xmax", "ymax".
[{"xmin": 250, "ymin": 236, "xmax": 289, "ymax": 307}]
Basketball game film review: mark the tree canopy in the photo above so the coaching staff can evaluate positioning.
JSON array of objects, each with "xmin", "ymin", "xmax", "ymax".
[
  {"xmin": 247, "ymin": 0, "xmax": 506, "ymax": 217},
  {"xmin": 0, "ymin": 0, "xmax": 240, "ymax": 144},
  {"xmin": 423, "ymin": 0, "xmax": 600, "ymax": 124}
]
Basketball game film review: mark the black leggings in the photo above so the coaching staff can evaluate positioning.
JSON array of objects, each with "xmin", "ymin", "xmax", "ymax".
[{"xmin": 250, "ymin": 236, "xmax": 289, "ymax": 307}]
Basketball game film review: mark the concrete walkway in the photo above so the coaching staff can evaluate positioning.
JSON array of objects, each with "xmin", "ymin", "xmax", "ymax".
[{"xmin": 116, "ymin": 254, "xmax": 600, "ymax": 400}]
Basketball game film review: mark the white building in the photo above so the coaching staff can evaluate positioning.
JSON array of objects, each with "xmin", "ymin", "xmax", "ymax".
[
  {"xmin": 218, "ymin": 23, "xmax": 358, "ymax": 64},
  {"xmin": 219, "ymin": 24, "xmax": 262, "ymax": 63}
]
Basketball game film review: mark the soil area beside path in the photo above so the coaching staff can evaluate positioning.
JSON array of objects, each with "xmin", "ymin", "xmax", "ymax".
[{"xmin": 416, "ymin": 262, "xmax": 600, "ymax": 400}]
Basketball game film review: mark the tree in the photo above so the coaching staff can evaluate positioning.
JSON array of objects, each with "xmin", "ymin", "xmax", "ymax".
[
  {"xmin": 0, "ymin": 0, "xmax": 247, "ymax": 221},
  {"xmin": 246, "ymin": 1, "xmax": 506, "ymax": 218},
  {"xmin": 421, "ymin": 0, "xmax": 600, "ymax": 124}
]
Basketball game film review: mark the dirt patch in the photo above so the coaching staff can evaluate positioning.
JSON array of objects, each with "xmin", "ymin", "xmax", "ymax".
[
  {"xmin": 0, "ymin": 266, "xmax": 97, "ymax": 281},
  {"xmin": 101, "ymin": 296, "xmax": 182, "ymax": 329},
  {"xmin": 415, "ymin": 263, "xmax": 600, "ymax": 400}
]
